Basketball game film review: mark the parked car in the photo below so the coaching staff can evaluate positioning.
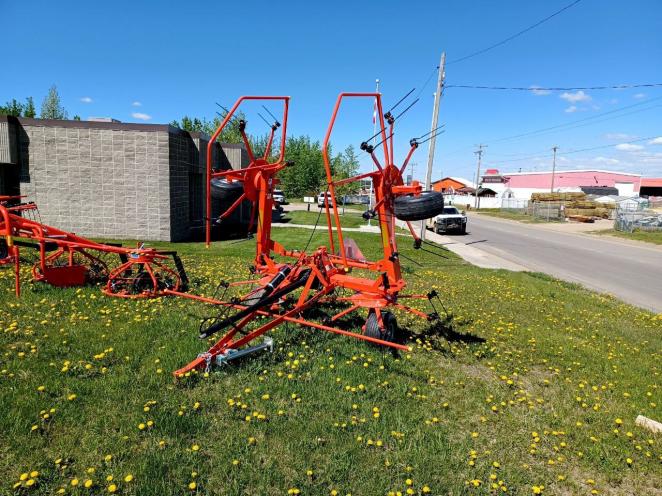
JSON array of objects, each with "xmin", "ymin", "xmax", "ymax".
[
  {"xmin": 273, "ymin": 189, "xmax": 285, "ymax": 204},
  {"xmin": 426, "ymin": 206, "xmax": 467, "ymax": 234},
  {"xmin": 318, "ymin": 191, "xmax": 335, "ymax": 208}
]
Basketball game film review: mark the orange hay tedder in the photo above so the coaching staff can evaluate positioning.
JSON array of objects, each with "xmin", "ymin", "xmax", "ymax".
[
  {"xmin": 0, "ymin": 197, "xmax": 188, "ymax": 298},
  {"xmin": 168, "ymin": 93, "xmax": 447, "ymax": 376}
]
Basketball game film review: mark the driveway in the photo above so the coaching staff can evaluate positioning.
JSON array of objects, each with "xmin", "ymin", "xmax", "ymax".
[{"xmin": 420, "ymin": 213, "xmax": 662, "ymax": 313}]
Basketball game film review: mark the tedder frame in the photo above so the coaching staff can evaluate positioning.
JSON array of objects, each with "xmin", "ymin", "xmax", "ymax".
[{"xmin": 170, "ymin": 93, "xmax": 446, "ymax": 376}]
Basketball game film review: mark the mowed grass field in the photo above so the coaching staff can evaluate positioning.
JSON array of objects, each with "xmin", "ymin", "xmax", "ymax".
[
  {"xmin": 1, "ymin": 228, "xmax": 660, "ymax": 495},
  {"xmin": 283, "ymin": 209, "xmax": 368, "ymax": 228},
  {"xmin": 592, "ymin": 229, "xmax": 662, "ymax": 246}
]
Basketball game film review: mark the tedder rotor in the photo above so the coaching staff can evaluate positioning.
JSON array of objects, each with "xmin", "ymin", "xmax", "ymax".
[{"xmin": 171, "ymin": 92, "xmax": 447, "ymax": 376}]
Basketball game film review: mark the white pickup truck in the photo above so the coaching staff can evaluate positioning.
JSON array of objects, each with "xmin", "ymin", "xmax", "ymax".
[{"xmin": 426, "ymin": 206, "xmax": 467, "ymax": 234}]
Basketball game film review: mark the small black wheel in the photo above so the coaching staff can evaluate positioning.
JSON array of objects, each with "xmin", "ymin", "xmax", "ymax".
[
  {"xmin": 210, "ymin": 178, "xmax": 244, "ymax": 200},
  {"xmin": 394, "ymin": 191, "xmax": 445, "ymax": 221},
  {"xmin": 460, "ymin": 224, "xmax": 467, "ymax": 235},
  {"xmin": 364, "ymin": 310, "xmax": 399, "ymax": 343}
]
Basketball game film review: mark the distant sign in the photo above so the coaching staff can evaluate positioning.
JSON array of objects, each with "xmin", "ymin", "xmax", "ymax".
[{"xmin": 303, "ymin": 196, "xmax": 316, "ymax": 203}]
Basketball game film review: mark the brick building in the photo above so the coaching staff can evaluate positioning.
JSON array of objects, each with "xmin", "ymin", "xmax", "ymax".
[{"xmin": 0, "ymin": 115, "xmax": 248, "ymax": 241}]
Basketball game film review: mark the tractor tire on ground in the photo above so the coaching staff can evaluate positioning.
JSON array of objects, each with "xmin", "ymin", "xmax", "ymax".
[
  {"xmin": 364, "ymin": 310, "xmax": 399, "ymax": 344},
  {"xmin": 210, "ymin": 179, "xmax": 244, "ymax": 200},
  {"xmin": 394, "ymin": 191, "xmax": 445, "ymax": 221}
]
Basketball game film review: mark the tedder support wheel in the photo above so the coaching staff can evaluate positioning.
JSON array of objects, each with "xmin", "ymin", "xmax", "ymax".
[
  {"xmin": 364, "ymin": 311, "xmax": 400, "ymax": 344},
  {"xmin": 211, "ymin": 178, "xmax": 244, "ymax": 200},
  {"xmin": 394, "ymin": 191, "xmax": 445, "ymax": 221}
]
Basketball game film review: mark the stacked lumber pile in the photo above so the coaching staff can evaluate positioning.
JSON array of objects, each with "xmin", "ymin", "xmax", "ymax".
[{"xmin": 530, "ymin": 192, "xmax": 614, "ymax": 219}]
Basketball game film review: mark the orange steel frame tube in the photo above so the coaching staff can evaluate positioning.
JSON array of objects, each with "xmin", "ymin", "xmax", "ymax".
[{"xmin": 205, "ymin": 96, "xmax": 290, "ymax": 249}]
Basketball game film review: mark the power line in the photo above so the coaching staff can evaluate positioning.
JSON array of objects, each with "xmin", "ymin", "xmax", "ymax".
[
  {"xmin": 490, "ymin": 97, "xmax": 662, "ymax": 144},
  {"xmin": 493, "ymin": 135, "xmax": 660, "ymax": 164},
  {"xmin": 445, "ymin": 82, "xmax": 662, "ymax": 91},
  {"xmin": 442, "ymin": 97, "xmax": 662, "ymax": 159},
  {"xmin": 447, "ymin": 0, "xmax": 583, "ymax": 65}
]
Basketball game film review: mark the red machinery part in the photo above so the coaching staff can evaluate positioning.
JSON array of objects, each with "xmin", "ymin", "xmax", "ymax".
[
  {"xmin": 0, "ymin": 197, "xmax": 187, "ymax": 298},
  {"xmin": 173, "ymin": 93, "xmax": 439, "ymax": 377}
]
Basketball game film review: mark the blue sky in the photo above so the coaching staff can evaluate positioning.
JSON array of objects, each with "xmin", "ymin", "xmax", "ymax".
[{"xmin": 3, "ymin": 0, "xmax": 661, "ymax": 178}]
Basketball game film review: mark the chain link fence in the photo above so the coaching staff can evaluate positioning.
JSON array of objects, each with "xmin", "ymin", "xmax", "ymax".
[
  {"xmin": 614, "ymin": 207, "xmax": 662, "ymax": 233},
  {"xmin": 500, "ymin": 198, "xmax": 529, "ymax": 211},
  {"xmin": 530, "ymin": 202, "xmax": 564, "ymax": 222}
]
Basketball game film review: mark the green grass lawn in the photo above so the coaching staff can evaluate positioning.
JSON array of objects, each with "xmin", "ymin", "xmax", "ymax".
[
  {"xmin": 282, "ymin": 209, "xmax": 368, "ymax": 228},
  {"xmin": 591, "ymin": 228, "xmax": 662, "ymax": 246},
  {"xmin": 1, "ymin": 229, "xmax": 660, "ymax": 495}
]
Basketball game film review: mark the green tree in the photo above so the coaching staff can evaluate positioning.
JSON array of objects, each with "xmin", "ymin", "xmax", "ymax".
[
  {"xmin": 171, "ymin": 112, "xmax": 246, "ymax": 144},
  {"xmin": 24, "ymin": 97, "xmax": 36, "ymax": 118},
  {"xmin": 330, "ymin": 145, "xmax": 361, "ymax": 211},
  {"xmin": 40, "ymin": 85, "xmax": 68, "ymax": 119},
  {"xmin": 280, "ymin": 136, "xmax": 327, "ymax": 199},
  {"xmin": 0, "ymin": 98, "xmax": 24, "ymax": 116}
]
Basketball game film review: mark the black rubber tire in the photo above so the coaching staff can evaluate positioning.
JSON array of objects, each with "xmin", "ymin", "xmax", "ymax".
[
  {"xmin": 364, "ymin": 311, "xmax": 399, "ymax": 344},
  {"xmin": 460, "ymin": 224, "xmax": 467, "ymax": 235},
  {"xmin": 210, "ymin": 178, "xmax": 244, "ymax": 200},
  {"xmin": 394, "ymin": 191, "xmax": 445, "ymax": 221}
]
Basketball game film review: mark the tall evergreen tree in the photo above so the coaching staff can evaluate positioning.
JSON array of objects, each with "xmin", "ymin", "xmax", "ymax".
[
  {"xmin": 24, "ymin": 97, "xmax": 36, "ymax": 118},
  {"xmin": 40, "ymin": 85, "xmax": 68, "ymax": 119}
]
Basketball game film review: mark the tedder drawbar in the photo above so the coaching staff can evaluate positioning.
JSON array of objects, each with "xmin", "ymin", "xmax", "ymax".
[{"xmin": 168, "ymin": 93, "xmax": 447, "ymax": 376}]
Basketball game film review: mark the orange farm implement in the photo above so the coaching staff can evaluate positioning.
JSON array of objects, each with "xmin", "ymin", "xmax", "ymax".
[
  {"xmin": 0, "ymin": 196, "xmax": 188, "ymax": 298},
  {"xmin": 169, "ymin": 93, "xmax": 447, "ymax": 376}
]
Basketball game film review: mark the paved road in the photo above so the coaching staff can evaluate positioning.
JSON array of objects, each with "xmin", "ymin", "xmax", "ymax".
[{"xmin": 430, "ymin": 214, "xmax": 662, "ymax": 313}]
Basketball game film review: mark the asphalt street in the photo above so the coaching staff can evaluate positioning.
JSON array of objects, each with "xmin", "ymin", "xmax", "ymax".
[{"xmin": 428, "ymin": 214, "xmax": 662, "ymax": 313}]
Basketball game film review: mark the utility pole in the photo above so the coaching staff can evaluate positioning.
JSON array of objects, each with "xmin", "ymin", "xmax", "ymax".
[
  {"xmin": 420, "ymin": 52, "xmax": 446, "ymax": 240},
  {"xmin": 473, "ymin": 144, "xmax": 486, "ymax": 208},
  {"xmin": 550, "ymin": 145, "xmax": 558, "ymax": 192},
  {"xmin": 368, "ymin": 79, "xmax": 380, "ymax": 227}
]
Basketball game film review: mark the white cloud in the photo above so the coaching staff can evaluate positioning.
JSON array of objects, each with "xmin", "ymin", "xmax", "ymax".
[
  {"xmin": 615, "ymin": 143, "xmax": 644, "ymax": 151},
  {"xmin": 529, "ymin": 85, "xmax": 551, "ymax": 96},
  {"xmin": 560, "ymin": 90, "xmax": 591, "ymax": 103},
  {"xmin": 605, "ymin": 133, "xmax": 637, "ymax": 140},
  {"xmin": 131, "ymin": 112, "xmax": 152, "ymax": 121},
  {"xmin": 593, "ymin": 156, "xmax": 620, "ymax": 165},
  {"xmin": 132, "ymin": 101, "xmax": 142, "ymax": 107},
  {"xmin": 80, "ymin": 97, "xmax": 93, "ymax": 103},
  {"xmin": 648, "ymin": 137, "xmax": 662, "ymax": 145},
  {"xmin": 633, "ymin": 93, "xmax": 646, "ymax": 99},
  {"xmin": 564, "ymin": 105, "xmax": 578, "ymax": 113}
]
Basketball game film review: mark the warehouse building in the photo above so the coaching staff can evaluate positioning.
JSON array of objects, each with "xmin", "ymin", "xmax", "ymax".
[
  {"xmin": 0, "ymin": 115, "xmax": 248, "ymax": 241},
  {"xmin": 481, "ymin": 168, "xmax": 643, "ymax": 200}
]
